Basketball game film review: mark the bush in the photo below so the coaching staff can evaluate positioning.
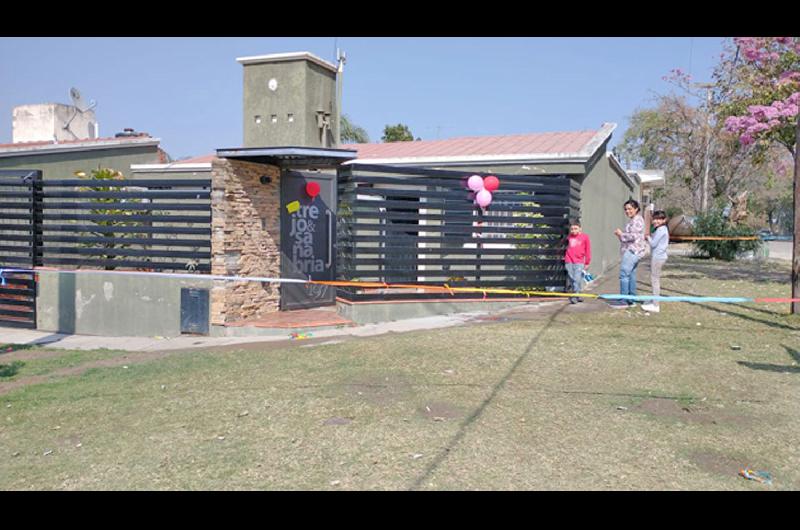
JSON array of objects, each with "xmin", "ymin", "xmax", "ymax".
[
  {"xmin": 691, "ymin": 208, "xmax": 762, "ymax": 261},
  {"xmin": 665, "ymin": 206, "xmax": 683, "ymax": 219}
]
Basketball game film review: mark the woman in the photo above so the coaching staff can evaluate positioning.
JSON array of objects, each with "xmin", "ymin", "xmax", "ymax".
[{"xmin": 612, "ymin": 199, "xmax": 647, "ymax": 307}]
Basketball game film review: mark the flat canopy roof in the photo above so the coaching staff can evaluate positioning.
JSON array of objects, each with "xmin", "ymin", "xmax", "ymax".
[{"xmin": 216, "ymin": 146, "xmax": 357, "ymax": 168}]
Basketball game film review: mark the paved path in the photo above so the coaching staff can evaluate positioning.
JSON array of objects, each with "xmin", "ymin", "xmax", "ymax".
[
  {"xmin": 0, "ymin": 310, "xmax": 509, "ymax": 352},
  {"xmin": 767, "ymin": 241, "xmax": 792, "ymax": 261}
]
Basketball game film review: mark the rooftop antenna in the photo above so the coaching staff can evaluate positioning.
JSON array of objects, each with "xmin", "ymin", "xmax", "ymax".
[
  {"xmin": 70, "ymin": 87, "xmax": 97, "ymax": 113},
  {"xmin": 63, "ymin": 87, "xmax": 98, "ymax": 138}
]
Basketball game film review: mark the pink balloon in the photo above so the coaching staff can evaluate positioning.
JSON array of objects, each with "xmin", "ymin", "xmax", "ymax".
[
  {"xmin": 476, "ymin": 189, "xmax": 492, "ymax": 208},
  {"xmin": 467, "ymin": 175, "xmax": 484, "ymax": 192},
  {"xmin": 483, "ymin": 175, "xmax": 500, "ymax": 192}
]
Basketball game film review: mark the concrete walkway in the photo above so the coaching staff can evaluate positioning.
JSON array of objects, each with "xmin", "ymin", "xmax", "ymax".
[
  {"xmin": 767, "ymin": 241, "xmax": 792, "ymax": 261},
  {"xmin": 0, "ymin": 309, "xmax": 509, "ymax": 352}
]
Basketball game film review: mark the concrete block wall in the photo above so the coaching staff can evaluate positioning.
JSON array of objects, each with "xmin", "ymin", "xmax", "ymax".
[{"xmin": 36, "ymin": 271, "xmax": 213, "ymax": 337}]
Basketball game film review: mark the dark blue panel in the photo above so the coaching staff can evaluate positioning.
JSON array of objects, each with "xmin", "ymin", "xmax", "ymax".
[{"xmin": 180, "ymin": 288, "xmax": 209, "ymax": 335}]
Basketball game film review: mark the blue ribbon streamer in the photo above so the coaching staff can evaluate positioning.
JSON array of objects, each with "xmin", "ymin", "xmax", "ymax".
[{"xmin": 599, "ymin": 294, "xmax": 753, "ymax": 303}]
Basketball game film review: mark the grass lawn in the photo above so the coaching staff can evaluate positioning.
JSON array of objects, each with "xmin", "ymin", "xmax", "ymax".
[{"xmin": 1, "ymin": 255, "xmax": 798, "ymax": 490}]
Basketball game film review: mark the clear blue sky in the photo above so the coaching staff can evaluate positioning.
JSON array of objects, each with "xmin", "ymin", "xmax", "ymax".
[{"xmin": 0, "ymin": 37, "xmax": 726, "ymax": 160}]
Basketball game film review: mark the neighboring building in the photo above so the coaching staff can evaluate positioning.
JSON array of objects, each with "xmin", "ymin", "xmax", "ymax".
[
  {"xmin": 13, "ymin": 103, "xmax": 98, "ymax": 143},
  {"xmin": 131, "ymin": 153, "xmax": 215, "ymax": 180},
  {"xmin": 0, "ymin": 135, "xmax": 167, "ymax": 179},
  {"xmin": 627, "ymin": 169, "xmax": 665, "ymax": 208},
  {"xmin": 238, "ymin": 52, "xmax": 339, "ymax": 149},
  {"xmin": 343, "ymin": 123, "xmax": 640, "ymax": 276}
]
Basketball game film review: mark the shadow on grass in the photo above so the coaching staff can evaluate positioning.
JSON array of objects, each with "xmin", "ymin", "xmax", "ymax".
[
  {"xmin": 737, "ymin": 345, "xmax": 800, "ymax": 374},
  {"xmin": 410, "ymin": 302, "xmax": 569, "ymax": 490},
  {"xmin": 636, "ymin": 281, "xmax": 800, "ymax": 332},
  {"xmin": 0, "ymin": 360, "xmax": 25, "ymax": 378},
  {"xmin": 670, "ymin": 256, "xmax": 789, "ymax": 284}
]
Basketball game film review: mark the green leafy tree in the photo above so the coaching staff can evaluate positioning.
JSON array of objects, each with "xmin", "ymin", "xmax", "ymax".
[
  {"xmin": 381, "ymin": 123, "xmax": 415, "ymax": 142},
  {"xmin": 691, "ymin": 206, "xmax": 761, "ymax": 261},
  {"xmin": 75, "ymin": 167, "xmax": 144, "ymax": 270},
  {"xmin": 340, "ymin": 114, "xmax": 369, "ymax": 144}
]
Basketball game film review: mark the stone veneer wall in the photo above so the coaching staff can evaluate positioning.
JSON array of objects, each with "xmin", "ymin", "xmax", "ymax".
[{"xmin": 210, "ymin": 158, "xmax": 282, "ymax": 325}]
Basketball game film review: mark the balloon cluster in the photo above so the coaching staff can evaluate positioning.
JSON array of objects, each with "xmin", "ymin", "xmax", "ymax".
[{"xmin": 467, "ymin": 175, "xmax": 500, "ymax": 208}]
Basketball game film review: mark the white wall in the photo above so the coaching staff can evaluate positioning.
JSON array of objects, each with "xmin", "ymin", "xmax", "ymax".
[{"xmin": 13, "ymin": 103, "xmax": 97, "ymax": 143}]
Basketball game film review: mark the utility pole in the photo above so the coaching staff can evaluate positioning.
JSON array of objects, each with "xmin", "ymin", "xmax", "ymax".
[
  {"xmin": 335, "ymin": 49, "xmax": 345, "ymax": 148},
  {"xmin": 696, "ymin": 82, "xmax": 715, "ymax": 213}
]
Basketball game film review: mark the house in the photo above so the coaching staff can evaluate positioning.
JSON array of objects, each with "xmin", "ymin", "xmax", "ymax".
[
  {"xmin": 342, "ymin": 124, "xmax": 640, "ymax": 277},
  {"xmin": 0, "ymin": 134, "xmax": 167, "ymax": 179},
  {"xmin": 0, "ymin": 50, "xmax": 645, "ymax": 337},
  {"xmin": 627, "ymin": 169, "xmax": 665, "ymax": 208}
]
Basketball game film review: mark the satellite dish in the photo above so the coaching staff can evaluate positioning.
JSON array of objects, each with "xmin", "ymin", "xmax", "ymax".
[{"xmin": 70, "ymin": 87, "xmax": 96, "ymax": 112}]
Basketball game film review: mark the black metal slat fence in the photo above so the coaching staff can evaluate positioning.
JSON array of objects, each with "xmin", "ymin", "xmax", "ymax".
[
  {"xmin": 0, "ymin": 170, "xmax": 213, "ymax": 328},
  {"xmin": 0, "ymin": 170, "xmax": 38, "ymax": 327},
  {"xmin": 336, "ymin": 164, "xmax": 580, "ymax": 301},
  {"xmin": 35, "ymin": 177, "xmax": 212, "ymax": 272}
]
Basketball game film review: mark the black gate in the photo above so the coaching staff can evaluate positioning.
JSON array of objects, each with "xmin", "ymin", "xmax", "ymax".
[
  {"xmin": 0, "ymin": 170, "xmax": 39, "ymax": 328},
  {"xmin": 336, "ymin": 164, "xmax": 580, "ymax": 301},
  {"xmin": 280, "ymin": 170, "xmax": 337, "ymax": 310}
]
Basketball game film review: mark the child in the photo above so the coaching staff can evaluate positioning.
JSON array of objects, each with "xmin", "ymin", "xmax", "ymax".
[
  {"xmin": 564, "ymin": 220, "xmax": 591, "ymax": 304},
  {"xmin": 641, "ymin": 210, "xmax": 669, "ymax": 313}
]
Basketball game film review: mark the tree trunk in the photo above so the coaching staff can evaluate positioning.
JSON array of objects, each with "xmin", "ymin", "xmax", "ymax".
[{"xmin": 793, "ymin": 117, "xmax": 800, "ymax": 314}]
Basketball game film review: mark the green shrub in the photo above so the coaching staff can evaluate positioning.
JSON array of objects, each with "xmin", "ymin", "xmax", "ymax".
[
  {"xmin": 665, "ymin": 206, "xmax": 683, "ymax": 218},
  {"xmin": 691, "ymin": 208, "xmax": 762, "ymax": 261}
]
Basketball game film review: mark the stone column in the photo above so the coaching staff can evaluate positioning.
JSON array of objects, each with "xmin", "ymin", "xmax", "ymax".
[{"xmin": 210, "ymin": 158, "xmax": 282, "ymax": 325}]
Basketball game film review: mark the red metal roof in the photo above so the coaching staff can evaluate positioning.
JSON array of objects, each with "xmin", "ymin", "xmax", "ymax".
[{"xmin": 345, "ymin": 129, "xmax": 604, "ymax": 161}]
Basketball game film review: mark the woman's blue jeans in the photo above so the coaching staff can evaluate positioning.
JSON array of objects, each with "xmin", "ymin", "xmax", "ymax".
[{"xmin": 619, "ymin": 250, "xmax": 641, "ymax": 303}]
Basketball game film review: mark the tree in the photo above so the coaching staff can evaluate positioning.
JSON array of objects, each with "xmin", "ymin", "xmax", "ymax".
[
  {"xmin": 75, "ymin": 167, "xmax": 144, "ymax": 270},
  {"xmin": 716, "ymin": 37, "xmax": 800, "ymax": 313},
  {"xmin": 748, "ymin": 148, "xmax": 794, "ymax": 233},
  {"xmin": 619, "ymin": 92, "xmax": 782, "ymax": 216},
  {"xmin": 340, "ymin": 114, "xmax": 369, "ymax": 144},
  {"xmin": 382, "ymin": 123, "xmax": 415, "ymax": 142}
]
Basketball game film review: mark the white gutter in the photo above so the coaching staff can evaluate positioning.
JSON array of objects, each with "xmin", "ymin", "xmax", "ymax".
[
  {"xmin": 0, "ymin": 138, "xmax": 160, "ymax": 159},
  {"xmin": 131, "ymin": 163, "xmax": 212, "ymax": 173},
  {"xmin": 607, "ymin": 152, "xmax": 639, "ymax": 188},
  {"xmin": 344, "ymin": 153, "xmax": 593, "ymax": 167}
]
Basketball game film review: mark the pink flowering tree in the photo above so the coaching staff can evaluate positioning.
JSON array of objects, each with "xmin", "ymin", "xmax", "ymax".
[{"xmin": 717, "ymin": 37, "xmax": 799, "ymax": 312}]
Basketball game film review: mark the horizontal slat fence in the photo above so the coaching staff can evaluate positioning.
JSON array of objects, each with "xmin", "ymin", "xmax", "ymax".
[
  {"xmin": 35, "ymin": 177, "xmax": 212, "ymax": 272},
  {"xmin": 0, "ymin": 170, "xmax": 38, "ymax": 327},
  {"xmin": 336, "ymin": 164, "xmax": 579, "ymax": 301},
  {"xmin": 1, "ymin": 170, "xmax": 213, "ymax": 329}
]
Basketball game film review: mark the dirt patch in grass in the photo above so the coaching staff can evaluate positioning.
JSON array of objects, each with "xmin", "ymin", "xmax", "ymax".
[
  {"xmin": 0, "ymin": 374, "xmax": 50, "ymax": 395},
  {"xmin": 341, "ymin": 372, "xmax": 414, "ymax": 406},
  {"xmin": 633, "ymin": 398, "xmax": 756, "ymax": 428},
  {"xmin": 0, "ymin": 350, "xmax": 183, "ymax": 396},
  {"xmin": 688, "ymin": 449, "xmax": 749, "ymax": 478},
  {"xmin": 417, "ymin": 401, "xmax": 465, "ymax": 421},
  {"xmin": 1, "ymin": 348, "xmax": 74, "ymax": 363},
  {"xmin": 322, "ymin": 416, "xmax": 354, "ymax": 426}
]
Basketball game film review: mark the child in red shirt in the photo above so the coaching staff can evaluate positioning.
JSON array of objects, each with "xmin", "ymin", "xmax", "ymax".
[{"xmin": 565, "ymin": 220, "xmax": 592, "ymax": 304}]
